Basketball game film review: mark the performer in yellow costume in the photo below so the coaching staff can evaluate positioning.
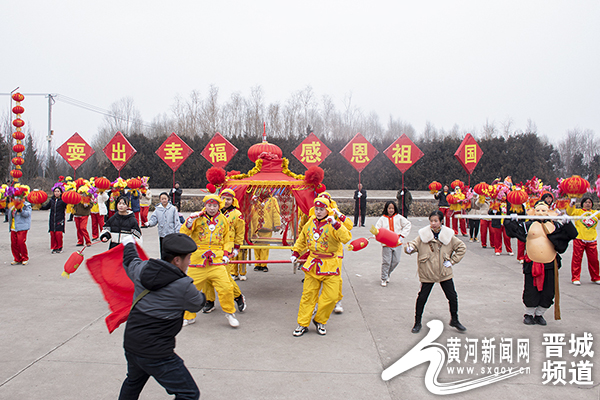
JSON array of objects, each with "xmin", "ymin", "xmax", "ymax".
[
  {"xmin": 251, "ymin": 190, "xmax": 281, "ymax": 272},
  {"xmin": 202, "ymin": 189, "xmax": 247, "ymax": 314},
  {"xmin": 291, "ymin": 197, "xmax": 352, "ymax": 336},
  {"xmin": 309, "ymin": 192, "xmax": 353, "ymax": 314},
  {"xmin": 180, "ymin": 195, "xmax": 240, "ymax": 328}
]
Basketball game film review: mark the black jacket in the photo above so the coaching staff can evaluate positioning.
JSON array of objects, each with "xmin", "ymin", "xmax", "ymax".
[
  {"xmin": 434, "ymin": 191, "xmax": 449, "ymax": 208},
  {"xmin": 103, "ymin": 212, "xmax": 141, "ymax": 249},
  {"xmin": 354, "ymin": 189, "xmax": 367, "ymax": 209},
  {"xmin": 40, "ymin": 197, "xmax": 67, "ymax": 232},
  {"xmin": 170, "ymin": 187, "xmax": 183, "ymax": 204},
  {"xmin": 122, "ymin": 243, "xmax": 205, "ymax": 359}
]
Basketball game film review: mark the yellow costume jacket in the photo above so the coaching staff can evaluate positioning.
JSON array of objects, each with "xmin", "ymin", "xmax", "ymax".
[
  {"xmin": 567, "ymin": 204, "xmax": 599, "ymax": 241},
  {"xmin": 180, "ymin": 213, "xmax": 233, "ymax": 266},
  {"xmin": 222, "ymin": 206, "xmax": 245, "ymax": 250},
  {"xmin": 292, "ymin": 216, "xmax": 352, "ymax": 275},
  {"xmin": 251, "ymin": 196, "xmax": 281, "ymax": 235}
]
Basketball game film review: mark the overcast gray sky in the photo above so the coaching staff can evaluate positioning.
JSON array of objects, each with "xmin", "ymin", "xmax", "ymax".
[{"xmin": 2, "ymin": 1, "xmax": 599, "ymax": 152}]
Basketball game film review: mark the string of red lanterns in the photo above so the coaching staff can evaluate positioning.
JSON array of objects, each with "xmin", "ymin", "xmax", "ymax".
[{"xmin": 11, "ymin": 92, "xmax": 25, "ymax": 181}]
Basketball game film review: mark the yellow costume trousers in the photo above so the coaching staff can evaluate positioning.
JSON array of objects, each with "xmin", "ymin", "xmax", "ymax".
[
  {"xmin": 230, "ymin": 249, "xmax": 248, "ymax": 276},
  {"xmin": 204, "ymin": 272, "xmax": 242, "ymax": 302},
  {"xmin": 254, "ymin": 230, "xmax": 272, "ymax": 267},
  {"xmin": 297, "ymin": 268, "xmax": 342, "ymax": 327},
  {"xmin": 184, "ymin": 265, "xmax": 235, "ymax": 318}
]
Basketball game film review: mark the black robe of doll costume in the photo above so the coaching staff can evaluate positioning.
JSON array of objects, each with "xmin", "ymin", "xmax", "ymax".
[
  {"xmin": 101, "ymin": 211, "xmax": 142, "ymax": 249},
  {"xmin": 504, "ymin": 219, "xmax": 577, "ymax": 308}
]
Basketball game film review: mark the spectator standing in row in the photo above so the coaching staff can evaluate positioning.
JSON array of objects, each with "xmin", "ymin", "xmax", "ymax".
[
  {"xmin": 353, "ymin": 183, "xmax": 367, "ymax": 227},
  {"xmin": 396, "ymin": 187, "xmax": 412, "ymax": 218},
  {"xmin": 434, "ymin": 185, "xmax": 451, "ymax": 226},
  {"xmin": 170, "ymin": 182, "xmax": 183, "ymax": 212}
]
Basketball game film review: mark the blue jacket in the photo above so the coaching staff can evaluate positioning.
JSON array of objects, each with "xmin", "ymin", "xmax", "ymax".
[{"xmin": 8, "ymin": 201, "xmax": 32, "ymax": 232}]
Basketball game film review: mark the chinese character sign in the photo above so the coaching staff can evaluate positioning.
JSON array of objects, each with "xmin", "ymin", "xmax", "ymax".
[
  {"xmin": 291, "ymin": 132, "xmax": 332, "ymax": 169},
  {"xmin": 156, "ymin": 132, "xmax": 194, "ymax": 172},
  {"xmin": 454, "ymin": 133, "xmax": 483, "ymax": 175},
  {"xmin": 103, "ymin": 131, "xmax": 137, "ymax": 172},
  {"xmin": 200, "ymin": 132, "xmax": 238, "ymax": 168},
  {"xmin": 339, "ymin": 133, "xmax": 379, "ymax": 173},
  {"xmin": 383, "ymin": 134, "xmax": 424, "ymax": 173},
  {"xmin": 56, "ymin": 132, "xmax": 95, "ymax": 170}
]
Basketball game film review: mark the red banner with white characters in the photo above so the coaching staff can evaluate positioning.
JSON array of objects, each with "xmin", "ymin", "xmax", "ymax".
[
  {"xmin": 56, "ymin": 132, "xmax": 95, "ymax": 170},
  {"xmin": 339, "ymin": 133, "xmax": 379, "ymax": 173},
  {"xmin": 291, "ymin": 132, "xmax": 331, "ymax": 169},
  {"xmin": 200, "ymin": 132, "xmax": 238, "ymax": 167},
  {"xmin": 155, "ymin": 132, "xmax": 194, "ymax": 172},
  {"xmin": 383, "ymin": 134, "xmax": 424, "ymax": 173}
]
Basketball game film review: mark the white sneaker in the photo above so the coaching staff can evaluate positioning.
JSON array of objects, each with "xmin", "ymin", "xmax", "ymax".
[
  {"xmin": 572, "ymin": 280, "xmax": 581, "ymax": 285},
  {"xmin": 508, "ymin": 252, "xmax": 514, "ymax": 256},
  {"xmin": 469, "ymin": 238, "xmax": 473, "ymax": 242},
  {"xmin": 183, "ymin": 318, "xmax": 195, "ymax": 327},
  {"xmin": 381, "ymin": 280, "xmax": 387, "ymax": 287},
  {"xmin": 594, "ymin": 281, "xmax": 600, "ymax": 285},
  {"xmin": 225, "ymin": 313, "xmax": 239, "ymax": 328},
  {"xmin": 232, "ymin": 275, "xmax": 240, "ymax": 281},
  {"xmin": 239, "ymin": 275, "xmax": 247, "ymax": 281},
  {"xmin": 334, "ymin": 301, "xmax": 344, "ymax": 314},
  {"xmin": 519, "ymin": 259, "xmax": 524, "ymax": 264},
  {"xmin": 495, "ymin": 253, "xmax": 501, "ymax": 256}
]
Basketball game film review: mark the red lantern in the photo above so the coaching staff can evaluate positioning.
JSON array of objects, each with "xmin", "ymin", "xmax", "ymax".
[
  {"xmin": 10, "ymin": 169, "xmax": 22, "ymax": 179},
  {"xmin": 451, "ymin": 180, "xmax": 464, "ymax": 190},
  {"xmin": 12, "ymin": 105, "xmax": 24, "ymax": 115},
  {"xmin": 62, "ymin": 250, "xmax": 85, "ymax": 278},
  {"xmin": 347, "ymin": 238, "xmax": 369, "ymax": 251},
  {"xmin": 428, "ymin": 181, "xmax": 442, "ymax": 194},
  {"xmin": 27, "ymin": 190, "xmax": 49, "ymax": 205},
  {"xmin": 94, "ymin": 177, "xmax": 111, "ymax": 191},
  {"xmin": 506, "ymin": 190, "xmax": 529, "ymax": 212},
  {"xmin": 12, "ymin": 157, "xmax": 24, "ymax": 166},
  {"xmin": 12, "ymin": 93, "xmax": 24, "ymax": 102},
  {"xmin": 446, "ymin": 194, "xmax": 460, "ymax": 205},
  {"xmin": 127, "ymin": 178, "xmax": 142, "ymax": 189},
  {"xmin": 13, "ymin": 131, "xmax": 25, "ymax": 140},
  {"xmin": 559, "ymin": 175, "xmax": 590, "ymax": 198},
  {"xmin": 74, "ymin": 178, "xmax": 86, "ymax": 188},
  {"xmin": 12, "ymin": 144, "xmax": 25, "ymax": 153},
  {"xmin": 473, "ymin": 182, "xmax": 489, "ymax": 196},
  {"xmin": 369, "ymin": 226, "xmax": 402, "ymax": 247},
  {"xmin": 12, "ymin": 119, "xmax": 24, "ymax": 128},
  {"xmin": 247, "ymin": 141, "xmax": 282, "ymax": 163},
  {"xmin": 62, "ymin": 190, "xmax": 82, "ymax": 205}
]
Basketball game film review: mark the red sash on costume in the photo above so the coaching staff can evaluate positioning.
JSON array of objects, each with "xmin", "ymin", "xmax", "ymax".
[{"xmin": 525, "ymin": 255, "xmax": 545, "ymax": 291}]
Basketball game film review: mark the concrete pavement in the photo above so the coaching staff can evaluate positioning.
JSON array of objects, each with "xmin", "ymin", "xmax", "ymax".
[{"xmin": 1, "ymin": 210, "xmax": 599, "ymax": 399}]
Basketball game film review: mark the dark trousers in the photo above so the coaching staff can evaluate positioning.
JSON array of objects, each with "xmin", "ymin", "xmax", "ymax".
[
  {"xmin": 119, "ymin": 351, "xmax": 199, "ymax": 400},
  {"xmin": 469, "ymin": 219, "xmax": 480, "ymax": 239},
  {"xmin": 415, "ymin": 278, "xmax": 458, "ymax": 323},
  {"xmin": 354, "ymin": 206, "xmax": 366, "ymax": 226},
  {"xmin": 523, "ymin": 270, "xmax": 555, "ymax": 309}
]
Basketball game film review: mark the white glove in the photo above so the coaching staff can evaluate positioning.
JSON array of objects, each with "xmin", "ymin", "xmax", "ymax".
[
  {"xmin": 570, "ymin": 198, "xmax": 577, "ymax": 206},
  {"xmin": 290, "ymin": 255, "xmax": 298, "ymax": 263},
  {"xmin": 443, "ymin": 260, "xmax": 452, "ymax": 268},
  {"xmin": 222, "ymin": 256, "xmax": 230, "ymax": 264},
  {"xmin": 357, "ymin": 192, "xmax": 362, "ymax": 198},
  {"xmin": 406, "ymin": 246, "xmax": 414, "ymax": 253},
  {"xmin": 121, "ymin": 235, "xmax": 135, "ymax": 246},
  {"xmin": 186, "ymin": 211, "xmax": 202, "ymax": 228},
  {"xmin": 231, "ymin": 249, "xmax": 239, "ymax": 258},
  {"xmin": 510, "ymin": 213, "xmax": 518, "ymax": 221},
  {"xmin": 326, "ymin": 216, "xmax": 338, "ymax": 227},
  {"xmin": 333, "ymin": 208, "xmax": 343, "ymax": 218},
  {"xmin": 144, "ymin": 222, "xmax": 150, "ymax": 227}
]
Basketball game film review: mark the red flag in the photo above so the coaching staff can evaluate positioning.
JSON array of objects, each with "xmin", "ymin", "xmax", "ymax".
[{"xmin": 86, "ymin": 243, "xmax": 149, "ymax": 333}]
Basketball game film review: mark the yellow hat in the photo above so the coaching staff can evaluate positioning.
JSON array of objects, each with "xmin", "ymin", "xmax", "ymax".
[
  {"xmin": 220, "ymin": 188, "xmax": 239, "ymax": 208},
  {"xmin": 314, "ymin": 197, "xmax": 331, "ymax": 208},
  {"xmin": 203, "ymin": 194, "xmax": 223, "ymax": 207}
]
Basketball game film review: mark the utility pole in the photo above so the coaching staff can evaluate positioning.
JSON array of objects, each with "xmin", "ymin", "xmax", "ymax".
[{"xmin": 45, "ymin": 94, "xmax": 55, "ymax": 178}]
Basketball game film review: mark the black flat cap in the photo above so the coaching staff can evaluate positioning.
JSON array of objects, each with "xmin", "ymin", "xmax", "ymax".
[{"xmin": 162, "ymin": 233, "xmax": 197, "ymax": 255}]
